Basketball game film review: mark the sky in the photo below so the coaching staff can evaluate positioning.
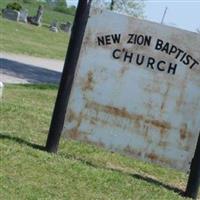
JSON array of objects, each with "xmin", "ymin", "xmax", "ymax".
[{"xmin": 67, "ymin": 0, "xmax": 200, "ymax": 32}]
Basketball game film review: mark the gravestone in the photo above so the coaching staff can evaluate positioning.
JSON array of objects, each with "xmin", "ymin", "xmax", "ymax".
[
  {"xmin": 2, "ymin": 8, "xmax": 20, "ymax": 21},
  {"xmin": 0, "ymin": 82, "xmax": 4, "ymax": 100},
  {"xmin": 49, "ymin": 20, "xmax": 58, "ymax": 32},
  {"xmin": 60, "ymin": 22, "xmax": 71, "ymax": 33},
  {"xmin": 19, "ymin": 10, "xmax": 28, "ymax": 23},
  {"xmin": 27, "ymin": 5, "xmax": 43, "ymax": 26}
]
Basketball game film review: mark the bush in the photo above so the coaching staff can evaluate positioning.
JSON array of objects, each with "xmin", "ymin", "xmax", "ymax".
[
  {"xmin": 6, "ymin": 2, "xmax": 22, "ymax": 11},
  {"xmin": 22, "ymin": 0, "xmax": 34, "ymax": 3},
  {"xmin": 53, "ymin": 6, "xmax": 76, "ymax": 16}
]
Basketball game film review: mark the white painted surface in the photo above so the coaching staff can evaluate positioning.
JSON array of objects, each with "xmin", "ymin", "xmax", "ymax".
[{"xmin": 62, "ymin": 10, "xmax": 200, "ymax": 172}]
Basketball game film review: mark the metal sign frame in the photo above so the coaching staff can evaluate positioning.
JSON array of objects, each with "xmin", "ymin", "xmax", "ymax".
[{"xmin": 45, "ymin": 1, "xmax": 199, "ymax": 198}]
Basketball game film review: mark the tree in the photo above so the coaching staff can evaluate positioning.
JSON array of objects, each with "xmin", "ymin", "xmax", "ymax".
[
  {"xmin": 45, "ymin": 0, "xmax": 67, "ymax": 7},
  {"xmin": 91, "ymin": 0, "xmax": 144, "ymax": 18},
  {"xmin": 55, "ymin": 0, "xmax": 67, "ymax": 7}
]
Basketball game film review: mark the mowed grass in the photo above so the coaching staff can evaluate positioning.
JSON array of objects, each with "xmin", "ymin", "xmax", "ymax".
[
  {"xmin": 0, "ymin": 17, "xmax": 69, "ymax": 59},
  {"xmin": 0, "ymin": 0, "xmax": 74, "ymax": 24},
  {"xmin": 0, "ymin": 0, "xmax": 73, "ymax": 59},
  {"xmin": 0, "ymin": 84, "xmax": 197, "ymax": 200}
]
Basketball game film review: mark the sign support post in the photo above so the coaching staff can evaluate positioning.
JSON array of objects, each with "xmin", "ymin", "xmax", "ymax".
[
  {"xmin": 45, "ymin": 0, "xmax": 92, "ymax": 153},
  {"xmin": 185, "ymin": 133, "xmax": 200, "ymax": 199}
]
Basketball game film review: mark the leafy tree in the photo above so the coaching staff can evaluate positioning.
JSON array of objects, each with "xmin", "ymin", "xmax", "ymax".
[
  {"xmin": 91, "ymin": 0, "xmax": 144, "ymax": 18},
  {"xmin": 55, "ymin": 0, "xmax": 67, "ymax": 7},
  {"xmin": 45, "ymin": 0, "xmax": 67, "ymax": 7}
]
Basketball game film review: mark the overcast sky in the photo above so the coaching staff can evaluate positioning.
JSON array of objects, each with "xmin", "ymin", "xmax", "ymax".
[{"xmin": 67, "ymin": 0, "xmax": 200, "ymax": 32}]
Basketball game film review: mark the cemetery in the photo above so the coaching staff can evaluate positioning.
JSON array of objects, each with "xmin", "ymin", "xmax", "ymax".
[{"xmin": 0, "ymin": 1, "xmax": 199, "ymax": 200}]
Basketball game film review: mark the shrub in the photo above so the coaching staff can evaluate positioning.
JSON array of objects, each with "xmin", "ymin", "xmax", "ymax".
[
  {"xmin": 23, "ymin": 0, "xmax": 34, "ymax": 3},
  {"xmin": 53, "ymin": 6, "xmax": 76, "ymax": 16},
  {"xmin": 6, "ymin": 2, "xmax": 22, "ymax": 11}
]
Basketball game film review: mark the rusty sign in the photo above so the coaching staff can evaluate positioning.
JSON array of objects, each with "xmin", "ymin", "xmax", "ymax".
[{"xmin": 62, "ymin": 10, "xmax": 200, "ymax": 172}]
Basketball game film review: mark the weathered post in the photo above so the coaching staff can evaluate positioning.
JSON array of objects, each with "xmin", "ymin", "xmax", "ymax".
[
  {"xmin": 185, "ymin": 133, "xmax": 200, "ymax": 199},
  {"xmin": 45, "ymin": 0, "xmax": 92, "ymax": 153}
]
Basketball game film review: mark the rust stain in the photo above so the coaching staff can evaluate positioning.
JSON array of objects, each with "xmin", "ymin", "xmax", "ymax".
[
  {"xmin": 83, "ymin": 136, "xmax": 105, "ymax": 148},
  {"xmin": 176, "ymin": 76, "xmax": 187, "ymax": 111},
  {"xmin": 145, "ymin": 119, "xmax": 171, "ymax": 129},
  {"xmin": 83, "ymin": 71, "xmax": 94, "ymax": 91},
  {"xmin": 180, "ymin": 123, "xmax": 188, "ymax": 140},
  {"xmin": 145, "ymin": 152, "xmax": 172, "ymax": 165},
  {"xmin": 120, "ymin": 65, "xmax": 130, "ymax": 76},
  {"xmin": 161, "ymin": 83, "xmax": 170, "ymax": 111},
  {"xmin": 86, "ymin": 101, "xmax": 171, "ymax": 130},
  {"xmin": 86, "ymin": 101, "xmax": 143, "ymax": 121},
  {"xmin": 90, "ymin": 119, "xmax": 96, "ymax": 125},
  {"xmin": 160, "ymin": 127, "xmax": 167, "ymax": 137},
  {"xmin": 124, "ymin": 145, "xmax": 142, "ymax": 157},
  {"xmin": 66, "ymin": 111, "xmax": 84, "ymax": 139},
  {"xmin": 147, "ymin": 152, "xmax": 158, "ymax": 161},
  {"xmin": 144, "ymin": 125, "xmax": 149, "ymax": 139},
  {"xmin": 68, "ymin": 130, "xmax": 81, "ymax": 140},
  {"xmin": 158, "ymin": 141, "xmax": 168, "ymax": 148},
  {"xmin": 66, "ymin": 109, "xmax": 77, "ymax": 122}
]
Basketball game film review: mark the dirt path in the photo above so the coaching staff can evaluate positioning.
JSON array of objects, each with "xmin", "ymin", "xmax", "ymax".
[{"xmin": 0, "ymin": 52, "xmax": 64, "ymax": 84}]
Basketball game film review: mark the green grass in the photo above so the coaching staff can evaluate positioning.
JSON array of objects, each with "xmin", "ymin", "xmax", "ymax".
[
  {"xmin": 0, "ymin": 0, "xmax": 74, "ymax": 24},
  {"xmin": 0, "ymin": 0, "xmax": 73, "ymax": 59},
  {"xmin": 0, "ymin": 17, "xmax": 69, "ymax": 59},
  {"xmin": 0, "ymin": 84, "xmax": 197, "ymax": 199}
]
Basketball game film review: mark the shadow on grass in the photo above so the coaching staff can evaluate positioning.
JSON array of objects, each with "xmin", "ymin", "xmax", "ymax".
[
  {"xmin": 0, "ymin": 132, "xmax": 185, "ymax": 196},
  {"xmin": 60, "ymin": 153, "xmax": 185, "ymax": 197},
  {"xmin": 0, "ymin": 133, "xmax": 45, "ymax": 151}
]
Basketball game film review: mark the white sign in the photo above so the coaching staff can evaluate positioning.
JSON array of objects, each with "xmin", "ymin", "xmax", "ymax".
[{"xmin": 62, "ymin": 10, "xmax": 200, "ymax": 172}]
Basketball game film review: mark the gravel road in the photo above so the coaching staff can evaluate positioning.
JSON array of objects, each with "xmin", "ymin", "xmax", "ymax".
[{"xmin": 0, "ymin": 52, "xmax": 64, "ymax": 84}]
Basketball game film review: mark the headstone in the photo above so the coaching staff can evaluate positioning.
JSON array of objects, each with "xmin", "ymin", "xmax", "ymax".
[
  {"xmin": 49, "ymin": 20, "xmax": 58, "ymax": 32},
  {"xmin": 19, "ymin": 10, "xmax": 28, "ymax": 23},
  {"xmin": 2, "ymin": 8, "xmax": 20, "ymax": 22},
  {"xmin": 0, "ymin": 82, "xmax": 4, "ymax": 100},
  {"xmin": 27, "ymin": 5, "xmax": 43, "ymax": 26},
  {"xmin": 60, "ymin": 22, "xmax": 71, "ymax": 33}
]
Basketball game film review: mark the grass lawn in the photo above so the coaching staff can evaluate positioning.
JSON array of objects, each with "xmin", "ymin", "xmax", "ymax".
[
  {"xmin": 0, "ymin": 84, "xmax": 197, "ymax": 200},
  {"xmin": 0, "ymin": 17, "xmax": 69, "ymax": 59},
  {"xmin": 0, "ymin": 0, "xmax": 73, "ymax": 59},
  {"xmin": 0, "ymin": 0, "xmax": 74, "ymax": 24}
]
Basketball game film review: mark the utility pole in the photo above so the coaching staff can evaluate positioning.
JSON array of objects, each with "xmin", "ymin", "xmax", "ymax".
[{"xmin": 161, "ymin": 7, "xmax": 168, "ymax": 24}]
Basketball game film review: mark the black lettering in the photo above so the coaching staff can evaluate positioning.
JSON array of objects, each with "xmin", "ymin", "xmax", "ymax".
[
  {"xmin": 157, "ymin": 60, "xmax": 166, "ymax": 71},
  {"xmin": 161, "ymin": 42, "xmax": 170, "ymax": 54},
  {"xmin": 180, "ymin": 52, "xmax": 187, "ymax": 62},
  {"xmin": 169, "ymin": 45, "xmax": 177, "ymax": 55},
  {"xmin": 113, "ymin": 49, "xmax": 121, "ymax": 59},
  {"xmin": 105, "ymin": 35, "xmax": 111, "ymax": 45},
  {"xmin": 112, "ymin": 34, "xmax": 121, "ymax": 44},
  {"xmin": 124, "ymin": 51, "xmax": 133, "ymax": 63},
  {"xmin": 175, "ymin": 48, "xmax": 184, "ymax": 59},
  {"xmin": 97, "ymin": 36, "xmax": 105, "ymax": 46},
  {"xmin": 137, "ymin": 35, "xmax": 144, "ymax": 45},
  {"xmin": 189, "ymin": 59, "xmax": 199, "ymax": 69},
  {"xmin": 168, "ymin": 63, "xmax": 177, "ymax": 75},
  {"xmin": 136, "ymin": 54, "xmax": 145, "ymax": 65},
  {"xmin": 182, "ymin": 55, "xmax": 192, "ymax": 65},
  {"xmin": 147, "ymin": 57, "xmax": 155, "ymax": 69},
  {"xmin": 144, "ymin": 35, "xmax": 152, "ymax": 46},
  {"xmin": 127, "ymin": 34, "xmax": 134, "ymax": 44},
  {"xmin": 155, "ymin": 39, "xmax": 163, "ymax": 50}
]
